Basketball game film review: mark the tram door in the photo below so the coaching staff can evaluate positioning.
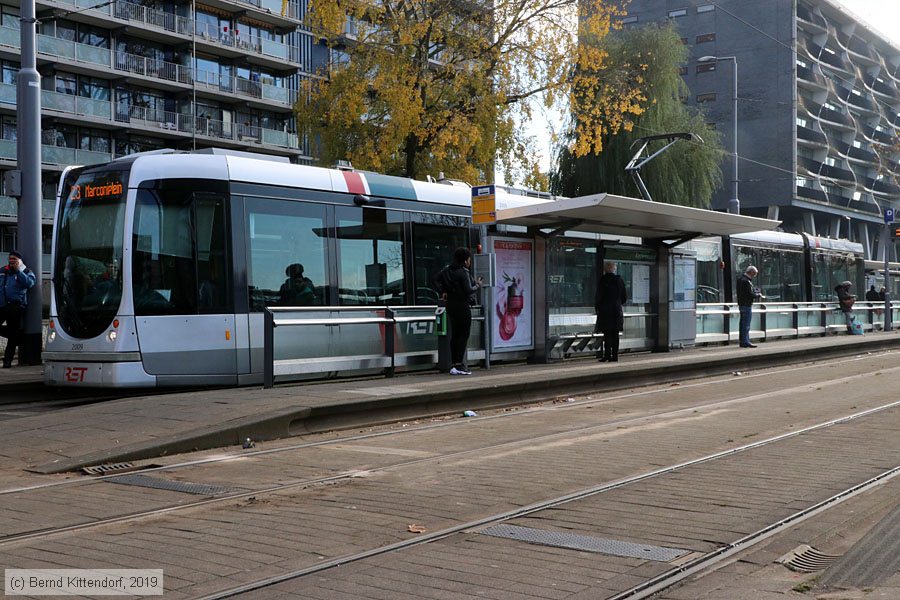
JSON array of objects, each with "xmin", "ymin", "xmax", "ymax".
[{"xmin": 132, "ymin": 189, "xmax": 237, "ymax": 381}]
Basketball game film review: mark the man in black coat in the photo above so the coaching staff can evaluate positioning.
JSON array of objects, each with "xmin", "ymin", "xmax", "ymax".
[
  {"xmin": 438, "ymin": 247, "xmax": 482, "ymax": 375},
  {"xmin": 736, "ymin": 265, "xmax": 763, "ymax": 347},
  {"xmin": 594, "ymin": 261, "xmax": 627, "ymax": 362}
]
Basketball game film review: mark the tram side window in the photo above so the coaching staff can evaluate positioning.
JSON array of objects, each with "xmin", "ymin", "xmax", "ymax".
[
  {"xmin": 811, "ymin": 252, "xmax": 831, "ymax": 301},
  {"xmin": 336, "ymin": 206, "xmax": 404, "ymax": 306},
  {"xmin": 732, "ymin": 245, "xmax": 757, "ymax": 302},
  {"xmin": 756, "ymin": 249, "xmax": 782, "ymax": 302},
  {"xmin": 245, "ymin": 199, "xmax": 327, "ymax": 311},
  {"xmin": 781, "ymin": 250, "xmax": 803, "ymax": 302},
  {"xmin": 411, "ymin": 222, "xmax": 468, "ymax": 305},
  {"xmin": 195, "ymin": 194, "xmax": 230, "ymax": 313},
  {"xmin": 133, "ymin": 189, "xmax": 197, "ymax": 315}
]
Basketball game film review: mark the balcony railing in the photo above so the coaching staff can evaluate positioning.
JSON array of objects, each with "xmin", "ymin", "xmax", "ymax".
[
  {"xmin": 194, "ymin": 22, "xmax": 297, "ymax": 63},
  {"xmin": 0, "ymin": 138, "xmax": 112, "ymax": 166},
  {"xmin": 0, "ymin": 196, "xmax": 55, "ymax": 220},
  {"xmin": 195, "ymin": 69, "xmax": 298, "ymax": 105},
  {"xmin": 0, "ymin": 27, "xmax": 297, "ymax": 107},
  {"xmin": 114, "ymin": 52, "xmax": 192, "ymax": 85},
  {"xmin": 0, "ymin": 83, "xmax": 300, "ymax": 151},
  {"xmin": 797, "ymin": 125, "xmax": 826, "ymax": 145},
  {"xmin": 113, "ymin": 0, "xmax": 192, "ymax": 35}
]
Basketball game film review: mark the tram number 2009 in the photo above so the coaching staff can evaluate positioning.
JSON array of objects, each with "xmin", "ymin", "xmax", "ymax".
[{"xmin": 64, "ymin": 366, "xmax": 88, "ymax": 383}]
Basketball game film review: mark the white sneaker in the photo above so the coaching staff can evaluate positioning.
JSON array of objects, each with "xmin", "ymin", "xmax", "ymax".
[{"xmin": 449, "ymin": 367, "xmax": 472, "ymax": 375}]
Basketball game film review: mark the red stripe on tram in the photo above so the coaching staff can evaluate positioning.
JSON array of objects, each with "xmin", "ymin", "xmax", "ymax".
[{"xmin": 342, "ymin": 171, "xmax": 367, "ymax": 195}]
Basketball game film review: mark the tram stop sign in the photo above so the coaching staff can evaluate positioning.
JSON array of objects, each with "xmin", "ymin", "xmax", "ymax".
[{"xmin": 885, "ymin": 207, "xmax": 895, "ymax": 223}]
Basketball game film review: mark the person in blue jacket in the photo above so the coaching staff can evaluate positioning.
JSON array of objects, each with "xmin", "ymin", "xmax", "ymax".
[{"xmin": 0, "ymin": 251, "xmax": 37, "ymax": 367}]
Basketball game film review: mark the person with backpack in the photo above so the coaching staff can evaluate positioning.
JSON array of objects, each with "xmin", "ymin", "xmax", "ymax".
[
  {"xmin": 835, "ymin": 280, "xmax": 857, "ymax": 332},
  {"xmin": 434, "ymin": 247, "xmax": 482, "ymax": 375}
]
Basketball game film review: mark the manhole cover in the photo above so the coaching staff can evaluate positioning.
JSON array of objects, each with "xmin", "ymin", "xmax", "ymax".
[
  {"xmin": 107, "ymin": 474, "xmax": 238, "ymax": 496},
  {"xmin": 478, "ymin": 524, "xmax": 690, "ymax": 562}
]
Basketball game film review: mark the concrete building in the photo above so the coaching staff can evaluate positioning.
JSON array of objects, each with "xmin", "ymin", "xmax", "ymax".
[
  {"xmin": 621, "ymin": 0, "xmax": 900, "ymax": 260},
  {"xmin": 0, "ymin": 0, "xmax": 325, "ymax": 263}
]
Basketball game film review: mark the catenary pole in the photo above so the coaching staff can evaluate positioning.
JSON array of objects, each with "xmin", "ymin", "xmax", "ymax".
[{"xmin": 17, "ymin": 0, "xmax": 43, "ymax": 365}]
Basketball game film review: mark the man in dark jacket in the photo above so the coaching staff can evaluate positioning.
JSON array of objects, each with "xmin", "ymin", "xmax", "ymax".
[
  {"xmin": 835, "ymin": 281, "xmax": 856, "ymax": 331},
  {"xmin": 736, "ymin": 265, "xmax": 763, "ymax": 348},
  {"xmin": 0, "ymin": 251, "xmax": 37, "ymax": 367},
  {"xmin": 439, "ymin": 247, "xmax": 482, "ymax": 375},
  {"xmin": 594, "ymin": 261, "xmax": 627, "ymax": 362}
]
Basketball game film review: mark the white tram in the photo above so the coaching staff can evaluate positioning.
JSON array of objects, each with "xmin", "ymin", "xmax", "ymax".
[{"xmin": 43, "ymin": 149, "xmax": 543, "ymax": 387}]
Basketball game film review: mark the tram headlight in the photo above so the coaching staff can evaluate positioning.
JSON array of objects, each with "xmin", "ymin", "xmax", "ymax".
[
  {"xmin": 107, "ymin": 330, "xmax": 117, "ymax": 343},
  {"xmin": 47, "ymin": 330, "xmax": 56, "ymax": 344}
]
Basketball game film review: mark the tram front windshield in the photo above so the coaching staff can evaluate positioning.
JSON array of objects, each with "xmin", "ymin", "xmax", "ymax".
[{"xmin": 54, "ymin": 169, "xmax": 128, "ymax": 338}]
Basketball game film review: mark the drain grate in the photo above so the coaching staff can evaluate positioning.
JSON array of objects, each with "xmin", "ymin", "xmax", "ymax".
[
  {"xmin": 777, "ymin": 545, "xmax": 841, "ymax": 573},
  {"xmin": 107, "ymin": 474, "xmax": 238, "ymax": 496},
  {"xmin": 478, "ymin": 524, "xmax": 690, "ymax": 562},
  {"xmin": 82, "ymin": 462, "xmax": 136, "ymax": 476}
]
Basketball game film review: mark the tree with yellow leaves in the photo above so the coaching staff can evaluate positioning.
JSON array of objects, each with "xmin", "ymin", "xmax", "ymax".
[{"xmin": 298, "ymin": 0, "xmax": 645, "ymax": 186}]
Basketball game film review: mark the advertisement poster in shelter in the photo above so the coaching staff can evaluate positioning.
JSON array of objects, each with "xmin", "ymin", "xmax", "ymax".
[{"xmin": 491, "ymin": 238, "xmax": 533, "ymax": 350}]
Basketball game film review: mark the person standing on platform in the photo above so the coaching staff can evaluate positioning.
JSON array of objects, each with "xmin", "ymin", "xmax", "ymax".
[
  {"xmin": 0, "ymin": 251, "xmax": 37, "ymax": 368},
  {"xmin": 866, "ymin": 285, "xmax": 879, "ymax": 302},
  {"xmin": 835, "ymin": 280, "xmax": 856, "ymax": 331},
  {"xmin": 736, "ymin": 265, "xmax": 763, "ymax": 348},
  {"xmin": 439, "ymin": 247, "xmax": 482, "ymax": 375},
  {"xmin": 594, "ymin": 261, "xmax": 626, "ymax": 362}
]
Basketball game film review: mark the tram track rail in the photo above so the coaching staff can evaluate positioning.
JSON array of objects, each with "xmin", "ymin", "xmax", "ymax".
[
  {"xmin": 191, "ymin": 400, "xmax": 900, "ymax": 599},
  {"xmin": 1, "ymin": 350, "xmax": 891, "ymax": 499},
  {"xmin": 1, "ymin": 354, "xmax": 898, "ymax": 599},
  {"xmin": 3, "ymin": 386, "xmax": 899, "ymax": 562}
]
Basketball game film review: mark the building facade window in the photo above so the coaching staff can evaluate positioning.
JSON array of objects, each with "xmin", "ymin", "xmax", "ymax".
[
  {"xmin": 696, "ymin": 33, "xmax": 716, "ymax": 43},
  {"xmin": 668, "ymin": 9, "xmax": 687, "ymax": 18},
  {"xmin": 696, "ymin": 93, "xmax": 717, "ymax": 103},
  {"xmin": 0, "ymin": 61, "xmax": 17, "ymax": 85},
  {"xmin": 696, "ymin": 63, "xmax": 716, "ymax": 73},
  {"xmin": 697, "ymin": 4, "xmax": 715, "ymax": 13},
  {"xmin": 620, "ymin": 16, "xmax": 638, "ymax": 24}
]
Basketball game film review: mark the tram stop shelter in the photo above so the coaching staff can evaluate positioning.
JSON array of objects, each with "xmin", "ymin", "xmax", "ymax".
[{"xmin": 483, "ymin": 192, "xmax": 780, "ymax": 362}]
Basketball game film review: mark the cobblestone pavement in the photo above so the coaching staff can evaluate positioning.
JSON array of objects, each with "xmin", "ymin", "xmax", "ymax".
[{"xmin": 0, "ymin": 351, "xmax": 897, "ymax": 599}]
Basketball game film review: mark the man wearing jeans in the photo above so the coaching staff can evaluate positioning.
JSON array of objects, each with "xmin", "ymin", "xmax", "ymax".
[
  {"xmin": 0, "ymin": 251, "xmax": 37, "ymax": 367},
  {"xmin": 736, "ymin": 265, "xmax": 763, "ymax": 348}
]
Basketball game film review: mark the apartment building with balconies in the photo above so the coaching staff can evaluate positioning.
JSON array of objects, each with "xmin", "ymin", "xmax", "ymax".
[
  {"xmin": 0, "ymin": 0, "xmax": 328, "ymax": 257},
  {"xmin": 620, "ymin": 0, "xmax": 900, "ymax": 260}
]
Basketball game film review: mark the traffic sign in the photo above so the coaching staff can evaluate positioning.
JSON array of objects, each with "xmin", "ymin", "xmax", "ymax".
[{"xmin": 885, "ymin": 208, "xmax": 894, "ymax": 223}]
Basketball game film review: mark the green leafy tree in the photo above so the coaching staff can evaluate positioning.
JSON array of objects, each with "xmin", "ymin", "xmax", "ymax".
[
  {"xmin": 299, "ymin": 0, "xmax": 646, "ymax": 185},
  {"xmin": 550, "ymin": 24, "xmax": 723, "ymax": 207}
]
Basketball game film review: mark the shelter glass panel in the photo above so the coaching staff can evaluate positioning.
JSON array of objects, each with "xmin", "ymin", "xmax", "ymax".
[
  {"xmin": 245, "ymin": 197, "xmax": 327, "ymax": 311},
  {"xmin": 336, "ymin": 206, "xmax": 405, "ymax": 306},
  {"xmin": 548, "ymin": 237, "xmax": 597, "ymax": 309}
]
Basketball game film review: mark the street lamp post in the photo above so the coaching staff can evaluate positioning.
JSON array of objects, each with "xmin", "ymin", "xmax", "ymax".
[{"xmin": 699, "ymin": 55, "xmax": 739, "ymax": 215}]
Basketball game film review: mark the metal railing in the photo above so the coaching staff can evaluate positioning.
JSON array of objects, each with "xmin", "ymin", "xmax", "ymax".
[
  {"xmin": 263, "ymin": 306, "xmax": 487, "ymax": 388},
  {"xmin": 549, "ymin": 311, "xmax": 656, "ymax": 357},
  {"xmin": 696, "ymin": 301, "xmax": 897, "ymax": 345},
  {"xmin": 0, "ymin": 82, "xmax": 300, "ymax": 151}
]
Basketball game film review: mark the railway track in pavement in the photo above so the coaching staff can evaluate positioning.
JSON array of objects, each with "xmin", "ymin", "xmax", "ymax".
[{"xmin": 0, "ymin": 352, "xmax": 898, "ymax": 598}]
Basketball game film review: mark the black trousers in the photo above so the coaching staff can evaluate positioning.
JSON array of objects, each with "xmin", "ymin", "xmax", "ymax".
[
  {"xmin": 602, "ymin": 329, "xmax": 619, "ymax": 360},
  {"xmin": 447, "ymin": 303, "xmax": 472, "ymax": 369},
  {"xmin": 0, "ymin": 304, "xmax": 24, "ymax": 365}
]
